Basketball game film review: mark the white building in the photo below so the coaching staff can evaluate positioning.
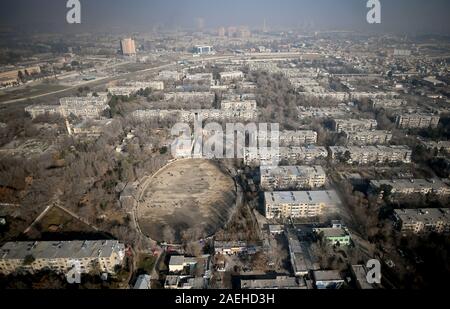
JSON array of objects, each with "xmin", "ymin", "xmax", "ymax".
[
  {"xmin": 260, "ymin": 166, "xmax": 326, "ymax": 190},
  {"xmin": 0, "ymin": 240, "xmax": 125, "ymax": 275},
  {"xmin": 264, "ymin": 191, "xmax": 341, "ymax": 219}
]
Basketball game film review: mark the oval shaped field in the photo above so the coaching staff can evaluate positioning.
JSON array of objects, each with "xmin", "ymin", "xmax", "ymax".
[{"xmin": 137, "ymin": 159, "xmax": 236, "ymax": 244}]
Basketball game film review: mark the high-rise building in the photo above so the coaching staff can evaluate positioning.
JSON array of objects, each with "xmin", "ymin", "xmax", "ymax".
[
  {"xmin": 120, "ymin": 38, "xmax": 136, "ymax": 56},
  {"xmin": 218, "ymin": 27, "xmax": 226, "ymax": 37}
]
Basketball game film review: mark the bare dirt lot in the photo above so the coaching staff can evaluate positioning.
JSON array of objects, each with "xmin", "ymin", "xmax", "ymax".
[{"xmin": 137, "ymin": 159, "xmax": 236, "ymax": 244}]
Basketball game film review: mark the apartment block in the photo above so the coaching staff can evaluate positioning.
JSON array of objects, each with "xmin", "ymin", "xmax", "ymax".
[
  {"xmin": 221, "ymin": 100, "xmax": 257, "ymax": 111},
  {"xmin": 332, "ymin": 119, "xmax": 378, "ymax": 133},
  {"xmin": 0, "ymin": 240, "xmax": 125, "ymax": 275},
  {"xmin": 257, "ymin": 130, "xmax": 318, "ymax": 147},
  {"xmin": 264, "ymin": 191, "xmax": 341, "ymax": 219},
  {"xmin": 395, "ymin": 114, "xmax": 440, "ymax": 129},
  {"xmin": 394, "ymin": 208, "xmax": 450, "ymax": 234},
  {"xmin": 345, "ymin": 130, "xmax": 393, "ymax": 145},
  {"xmin": 219, "ymin": 71, "xmax": 244, "ymax": 81},
  {"xmin": 25, "ymin": 105, "xmax": 61, "ymax": 119},
  {"xmin": 59, "ymin": 96, "xmax": 110, "ymax": 119},
  {"xmin": 260, "ymin": 166, "xmax": 326, "ymax": 190},
  {"xmin": 370, "ymin": 179, "xmax": 450, "ymax": 196},
  {"xmin": 329, "ymin": 146, "xmax": 412, "ymax": 164}
]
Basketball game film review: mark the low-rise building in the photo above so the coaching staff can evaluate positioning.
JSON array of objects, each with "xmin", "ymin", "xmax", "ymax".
[
  {"xmin": 133, "ymin": 274, "xmax": 151, "ymax": 289},
  {"xmin": 372, "ymin": 99, "xmax": 406, "ymax": 110},
  {"xmin": 279, "ymin": 146, "xmax": 328, "ymax": 164},
  {"xmin": 393, "ymin": 208, "xmax": 450, "ymax": 234},
  {"xmin": 219, "ymin": 71, "xmax": 244, "ymax": 82},
  {"xmin": 420, "ymin": 140, "xmax": 450, "ymax": 153},
  {"xmin": 221, "ymin": 100, "xmax": 257, "ymax": 111},
  {"xmin": 313, "ymin": 228, "xmax": 351, "ymax": 246},
  {"xmin": 298, "ymin": 106, "xmax": 349, "ymax": 119},
  {"xmin": 59, "ymin": 96, "xmax": 110, "ymax": 119},
  {"xmin": 333, "ymin": 119, "xmax": 378, "ymax": 133},
  {"xmin": 240, "ymin": 276, "xmax": 305, "ymax": 289},
  {"xmin": 168, "ymin": 256, "xmax": 197, "ymax": 273},
  {"xmin": 313, "ymin": 270, "xmax": 344, "ymax": 289},
  {"xmin": 158, "ymin": 70, "xmax": 183, "ymax": 81},
  {"xmin": 25, "ymin": 105, "xmax": 61, "ymax": 119},
  {"xmin": 259, "ymin": 130, "xmax": 317, "ymax": 146},
  {"xmin": 287, "ymin": 232, "xmax": 319, "ymax": 277},
  {"xmin": 346, "ymin": 130, "xmax": 393, "ymax": 145},
  {"xmin": 260, "ymin": 166, "xmax": 326, "ymax": 190},
  {"xmin": 0, "ymin": 240, "xmax": 125, "ymax": 275},
  {"xmin": 370, "ymin": 179, "xmax": 450, "ymax": 196},
  {"xmin": 329, "ymin": 145, "xmax": 412, "ymax": 164},
  {"xmin": 264, "ymin": 191, "xmax": 341, "ymax": 219},
  {"xmin": 395, "ymin": 114, "xmax": 440, "ymax": 129},
  {"xmin": 214, "ymin": 241, "xmax": 261, "ymax": 256}
]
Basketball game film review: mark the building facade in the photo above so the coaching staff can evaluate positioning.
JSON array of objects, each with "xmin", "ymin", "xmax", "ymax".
[
  {"xmin": 0, "ymin": 240, "xmax": 125, "ymax": 275},
  {"xmin": 264, "ymin": 191, "xmax": 341, "ymax": 219},
  {"xmin": 260, "ymin": 166, "xmax": 326, "ymax": 190}
]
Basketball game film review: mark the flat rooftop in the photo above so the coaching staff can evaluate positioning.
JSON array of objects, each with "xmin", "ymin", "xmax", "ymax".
[
  {"xmin": 265, "ymin": 191, "xmax": 341, "ymax": 205},
  {"xmin": 0, "ymin": 240, "xmax": 124, "ymax": 260},
  {"xmin": 260, "ymin": 166, "xmax": 325, "ymax": 177},
  {"xmin": 394, "ymin": 208, "xmax": 450, "ymax": 224}
]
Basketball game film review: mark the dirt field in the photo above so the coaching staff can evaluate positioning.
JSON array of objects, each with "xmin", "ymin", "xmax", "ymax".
[
  {"xmin": 137, "ymin": 159, "xmax": 236, "ymax": 244},
  {"xmin": 24, "ymin": 207, "xmax": 98, "ymax": 240}
]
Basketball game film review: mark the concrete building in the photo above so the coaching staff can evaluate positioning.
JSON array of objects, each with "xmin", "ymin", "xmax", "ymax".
[
  {"xmin": 133, "ymin": 274, "xmax": 151, "ymax": 289},
  {"xmin": 158, "ymin": 71, "xmax": 183, "ymax": 81},
  {"xmin": 277, "ymin": 146, "xmax": 328, "ymax": 165},
  {"xmin": 260, "ymin": 166, "xmax": 326, "ymax": 190},
  {"xmin": 346, "ymin": 130, "xmax": 393, "ymax": 145},
  {"xmin": 372, "ymin": 99, "xmax": 406, "ymax": 110},
  {"xmin": 298, "ymin": 106, "xmax": 349, "ymax": 119},
  {"xmin": 420, "ymin": 140, "xmax": 450, "ymax": 153},
  {"xmin": 193, "ymin": 45, "xmax": 213, "ymax": 55},
  {"xmin": 370, "ymin": 179, "xmax": 450, "ymax": 196},
  {"xmin": 313, "ymin": 270, "xmax": 344, "ymax": 289},
  {"xmin": 394, "ymin": 208, "xmax": 450, "ymax": 234},
  {"xmin": 214, "ymin": 241, "xmax": 261, "ymax": 256},
  {"xmin": 395, "ymin": 114, "xmax": 440, "ymax": 129},
  {"xmin": 0, "ymin": 240, "xmax": 125, "ymax": 275},
  {"xmin": 333, "ymin": 119, "xmax": 378, "ymax": 133},
  {"xmin": 264, "ymin": 191, "xmax": 341, "ymax": 219},
  {"xmin": 59, "ymin": 96, "xmax": 110, "ymax": 119},
  {"xmin": 241, "ymin": 276, "xmax": 304, "ymax": 289},
  {"xmin": 221, "ymin": 100, "xmax": 257, "ymax": 111},
  {"xmin": 256, "ymin": 130, "xmax": 318, "ymax": 148},
  {"xmin": 168, "ymin": 256, "xmax": 197, "ymax": 273},
  {"xmin": 329, "ymin": 145, "xmax": 412, "ymax": 164},
  {"xmin": 219, "ymin": 71, "xmax": 244, "ymax": 82},
  {"xmin": 25, "ymin": 105, "xmax": 61, "ymax": 119},
  {"xmin": 164, "ymin": 92, "xmax": 215, "ymax": 104},
  {"xmin": 108, "ymin": 81, "xmax": 164, "ymax": 96},
  {"xmin": 279, "ymin": 131, "xmax": 317, "ymax": 146},
  {"xmin": 313, "ymin": 228, "xmax": 351, "ymax": 246},
  {"xmin": 120, "ymin": 38, "xmax": 137, "ymax": 56},
  {"xmin": 287, "ymin": 231, "xmax": 319, "ymax": 277}
]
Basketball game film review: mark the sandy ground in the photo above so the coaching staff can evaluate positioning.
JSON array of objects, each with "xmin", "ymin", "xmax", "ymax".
[{"xmin": 137, "ymin": 159, "xmax": 236, "ymax": 243}]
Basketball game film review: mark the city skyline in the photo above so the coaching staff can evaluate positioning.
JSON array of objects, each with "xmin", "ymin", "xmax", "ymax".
[{"xmin": 0, "ymin": 0, "xmax": 449, "ymax": 35}]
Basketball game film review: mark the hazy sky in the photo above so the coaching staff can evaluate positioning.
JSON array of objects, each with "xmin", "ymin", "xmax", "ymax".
[{"xmin": 1, "ymin": 0, "xmax": 449, "ymax": 34}]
